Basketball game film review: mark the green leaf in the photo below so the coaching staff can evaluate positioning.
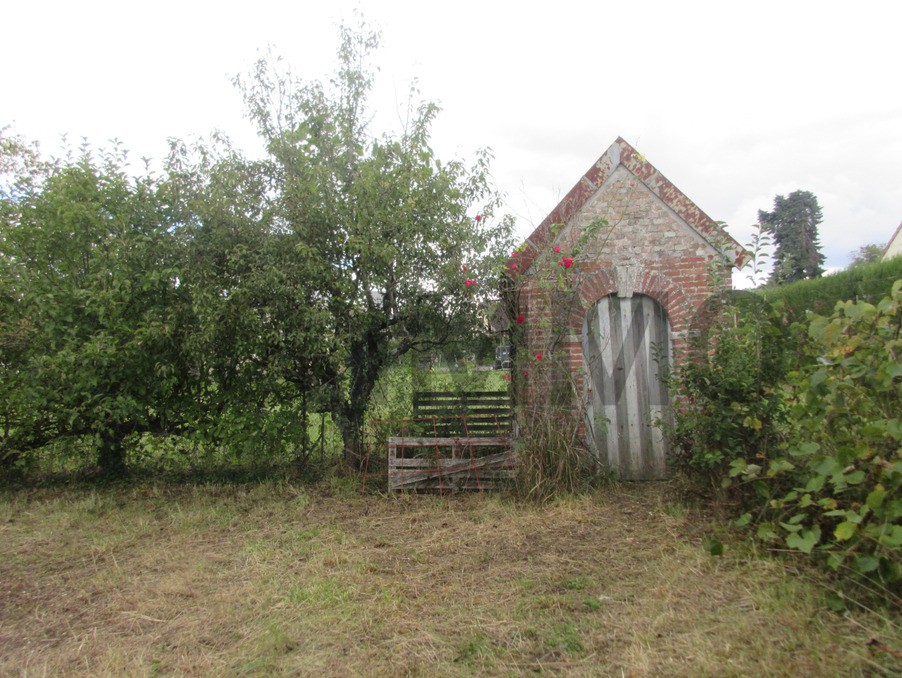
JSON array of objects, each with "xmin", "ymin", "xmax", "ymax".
[
  {"xmin": 821, "ymin": 321, "xmax": 842, "ymax": 346},
  {"xmin": 728, "ymin": 458, "xmax": 747, "ymax": 477},
  {"xmin": 814, "ymin": 457, "xmax": 841, "ymax": 476},
  {"xmin": 744, "ymin": 463, "xmax": 762, "ymax": 478},
  {"xmin": 804, "ymin": 473, "xmax": 826, "ymax": 492},
  {"xmin": 702, "ymin": 537, "xmax": 724, "ymax": 557},
  {"xmin": 785, "ymin": 526, "xmax": 821, "ymax": 554},
  {"xmin": 826, "ymin": 592, "xmax": 847, "ymax": 612},
  {"xmin": 809, "ymin": 368, "xmax": 827, "ymax": 390},
  {"xmin": 833, "ymin": 521, "xmax": 857, "ymax": 542},
  {"xmin": 733, "ymin": 513, "xmax": 752, "ymax": 528},
  {"xmin": 757, "ymin": 523, "xmax": 778, "ymax": 541},
  {"xmin": 844, "ymin": 470, "xmax": 866, "ymax": 485},
  {"xmin": 877, "ymin": 525, "xmax": 902, "ymax": 548},
  {"xmin": 866, "ymin": 487, "xmax": 886, "ymax": 510},
  {"xmin": 852, "ymin": 555, "xmax": 879, "ymax": 573},
  {"xmin": 767, "ymin": 459, "xmax": 795, "ymax": 476},
  {"xmin": 808, "ymin": 316, "xmax": 828, "ymax": 342}
]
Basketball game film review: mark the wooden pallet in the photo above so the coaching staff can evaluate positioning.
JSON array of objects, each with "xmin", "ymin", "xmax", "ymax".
[
  {"xmin": 387, "ymin": 436, "xmax": 514, "ymax": 492},
  {"xmin": 412, "ymin": 390, "xmax": 512, "ymax": 437}
]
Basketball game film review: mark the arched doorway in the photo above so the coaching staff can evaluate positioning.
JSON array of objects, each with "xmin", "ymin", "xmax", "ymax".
[{"xmin": 582, "ymin": 294, "xmax": 672, "ymax": 479}]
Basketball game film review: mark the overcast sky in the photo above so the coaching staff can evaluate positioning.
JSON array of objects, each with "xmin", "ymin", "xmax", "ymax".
[{"xmin": 4, "ymin": 1, "xmax": 901, "ymax": 285}]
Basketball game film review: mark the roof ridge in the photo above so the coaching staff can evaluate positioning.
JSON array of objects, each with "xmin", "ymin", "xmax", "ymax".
[{"xmin": 516, "ymin": 138, "xmax": 750, "ymax": 273}]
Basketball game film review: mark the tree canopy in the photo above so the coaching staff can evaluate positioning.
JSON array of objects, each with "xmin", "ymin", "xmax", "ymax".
[
  {"xmin": 0, "ymin": 22, "xmax": 512, "ymax": 476},
  {"xmin": 758, "ymin": 190, "xmax": 825, "ymax": 285},
  {"xmin": 849, "ymin": 243, "xmax": 884, "ymax": 268},
  {"xmin": 0, "ymin": 138, "xmax": 189, "ymax": 474},
  {"xmin": 225, "ymin": 24, "xmax": 513, "ymax": 466}
]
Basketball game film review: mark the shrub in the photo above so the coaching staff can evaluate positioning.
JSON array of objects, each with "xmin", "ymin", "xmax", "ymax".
[
  {"xmin": 666, "ymin": 291, "xmax": 792, "ymax": 480},
  {"xmin": 736, "ymin": 280, "xmax": 902, "ymax": 589}
]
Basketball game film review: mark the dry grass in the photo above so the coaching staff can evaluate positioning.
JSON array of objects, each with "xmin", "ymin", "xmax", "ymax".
[{"xmin": 1, "ymin": 478, "xmax": 899, "ymax": 677}]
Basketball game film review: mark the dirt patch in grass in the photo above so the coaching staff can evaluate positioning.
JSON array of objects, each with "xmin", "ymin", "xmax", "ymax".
[{"xmin": 0, "ymin": 480, "xmax": 898, "ymax": 676}]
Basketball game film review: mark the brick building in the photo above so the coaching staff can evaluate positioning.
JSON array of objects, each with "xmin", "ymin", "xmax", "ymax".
[{"xmin": 512, "ymin": 138, "xmax": 748, "ymax": 479}]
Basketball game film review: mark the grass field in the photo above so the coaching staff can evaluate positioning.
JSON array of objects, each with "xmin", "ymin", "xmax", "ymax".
[{"xmin": 1, "ymin": 477, "xmax": 899, "ymax": 677}]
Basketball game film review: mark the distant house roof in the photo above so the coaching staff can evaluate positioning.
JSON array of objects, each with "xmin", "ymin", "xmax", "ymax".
[
  {"xmin": 883, "ymin": 220, "xmax": 902, "ymax": 260},
  {"xmin": 516, "ymin": 137, "xmax": 749, "ymax": 273}
]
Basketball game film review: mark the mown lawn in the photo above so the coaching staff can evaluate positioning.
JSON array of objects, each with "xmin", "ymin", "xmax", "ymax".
[{"xmin": 1, "ymin": 478, "xmax": 898, "ymax": 676}]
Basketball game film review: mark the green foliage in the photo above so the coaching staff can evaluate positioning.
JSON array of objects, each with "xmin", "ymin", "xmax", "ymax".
[
  {"xmin": 1, "ymin": 136, "xmax": 189, "ymax": 475},
  {"xmin": 1, "ymin": 21, "xmax": 511, "ymax": 479},
  {"xmin": 740, "ymin": 222, "xmax": 773, "ymax": 288},
  {"xmin": 849, "ymin": 243, "xmax": 885, "ymax": 268},
  {"xmin": 751, "ymin": 281, "xmax": 902, "ymax": 588},
  {"xmin": 758, "ymin": 190, "xmax": 825, "ymax": 285},
  {"xmin": 163, "ymin": 136, "xmax": 330, "ymax": 466},
  {"xmin": 673, "ymin": 230, "xmax": 902, "ymax": 589},
  {"xmin": 509, "ymin": 219, "xmax": 610, "ymax": 499},
  {"xmin": 231, "ymin": 22, "xmax": 513, "ymax": 467},
  {"xmin": 758, "ymin": 255, "xmax": 902, "ymax": 324},
  {"xmin": 666, "ymin": 291, "xmax": 791, "ymax": 476}
]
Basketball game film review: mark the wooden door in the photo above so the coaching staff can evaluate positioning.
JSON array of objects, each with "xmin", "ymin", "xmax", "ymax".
[{"xmin": 582, "ymin": 294, "xmax": 671, "ymax": 480}]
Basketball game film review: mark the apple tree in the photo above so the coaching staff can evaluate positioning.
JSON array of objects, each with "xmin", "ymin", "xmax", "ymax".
[
  {"xmin": 0, "ymin": 134, "xmax": 189, "ymax": 475},
  {"xmin": 233, "ymin": 24, "xmax": 514, "ymax": 467}
]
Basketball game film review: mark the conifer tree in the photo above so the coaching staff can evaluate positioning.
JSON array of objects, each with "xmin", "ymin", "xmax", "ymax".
[{"xmin": 758, "ymin": 190, "xmax": 825, "ymax": 285}]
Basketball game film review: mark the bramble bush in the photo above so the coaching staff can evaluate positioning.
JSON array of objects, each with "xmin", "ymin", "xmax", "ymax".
[
  {"xmin": 666, "ymin": 290, "xmax": 793, "ymax": 481},
  {"xmin": 732, "ymin": 280, "xmax": 902, "ymax": 590},
  {"xmin": 669, "ymin": 233, "xmax": 901, "ymax": 589}
]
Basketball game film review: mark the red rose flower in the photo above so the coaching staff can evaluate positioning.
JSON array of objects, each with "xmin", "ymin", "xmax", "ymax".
[
  {"xmin": 512, "ymin": 251, "xmax": 518, "ymax": 257},
  {"xmin": 516, "ymin": 314, "xmax": 524, "ymax": 324},
  {"xmin": 535, "ymin": 353, "xmax": 543, "ymax": 360},
  {"xmin": 510, "ymin": 263, "xmax": 518, "ymax": 271},
  {"xmin": 561, "ymin": 256, "xmax": 574, "ymax": 269},
  {"xmin": 461, "ymin": 264, "xmax": 467, "ymax": 271},
  {"xmin": 475, "ymin": 214, "xmax": 482, "ymax": 221},
  {"xmin": 464, "ymin": 279, "xmax": 476, "ymax": 288},
  {"xmin": 553, "ymin": 246, "xmax": 561, "ymax": 254}
]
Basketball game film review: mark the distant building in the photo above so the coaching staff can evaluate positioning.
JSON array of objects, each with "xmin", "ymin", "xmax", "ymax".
[{"xmin": 883, "ymin": 221, "xmax": 902, "ymax": 260}]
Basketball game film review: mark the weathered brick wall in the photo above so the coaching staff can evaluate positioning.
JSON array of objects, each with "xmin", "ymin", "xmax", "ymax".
[{"xmin": 514, "ymin": 165, "xmax": 732, "ymax": 439}]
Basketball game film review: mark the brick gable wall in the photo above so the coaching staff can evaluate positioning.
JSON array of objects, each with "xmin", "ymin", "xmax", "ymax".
[{"xmin": 515, "ymin": 165, "xmax": 731, "ymax": 443}]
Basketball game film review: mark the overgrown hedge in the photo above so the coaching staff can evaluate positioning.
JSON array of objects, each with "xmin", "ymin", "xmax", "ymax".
[
  {"xmin": 670, "ymin": 275, "xmax": 902, "ymax": 594},
  {"xmin": 733, "ymin": 282, "xmax": 902, "ymax": 591},
  {"xmin": 757, "ymin": 256, "xmax": 902, "ymax": 322}
]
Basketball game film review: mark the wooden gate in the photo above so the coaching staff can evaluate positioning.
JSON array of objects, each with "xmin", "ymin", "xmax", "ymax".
[{"xmin": 582, "ymin": 294, "xmax": 671, "ymax": 480}]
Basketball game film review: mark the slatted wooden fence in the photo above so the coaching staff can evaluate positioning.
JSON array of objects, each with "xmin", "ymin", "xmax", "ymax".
[{"xmin": 412, "ymin": 390, "xmax": 512, "ymax": 437}]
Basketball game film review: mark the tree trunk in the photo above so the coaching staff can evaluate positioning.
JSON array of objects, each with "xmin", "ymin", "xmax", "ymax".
[
  {"xmin": 0, "ymin": 447, "xmax": 23, "ymax": 480},
  {"xmin": 97, "ymin": 430, "xmax": 127, "ymax": 477},
  {"xmin": 338, "ymin": 408, "xmax": 365, "ymax": 470},
  {"xmin": 337, "ymin": 329, "xmax": 386, "ymax": 470}
]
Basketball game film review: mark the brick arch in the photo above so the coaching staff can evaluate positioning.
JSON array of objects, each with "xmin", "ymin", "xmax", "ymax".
[{"xmin": 566, "ymin": 267, "xmax": 692, "ymax": 337}]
